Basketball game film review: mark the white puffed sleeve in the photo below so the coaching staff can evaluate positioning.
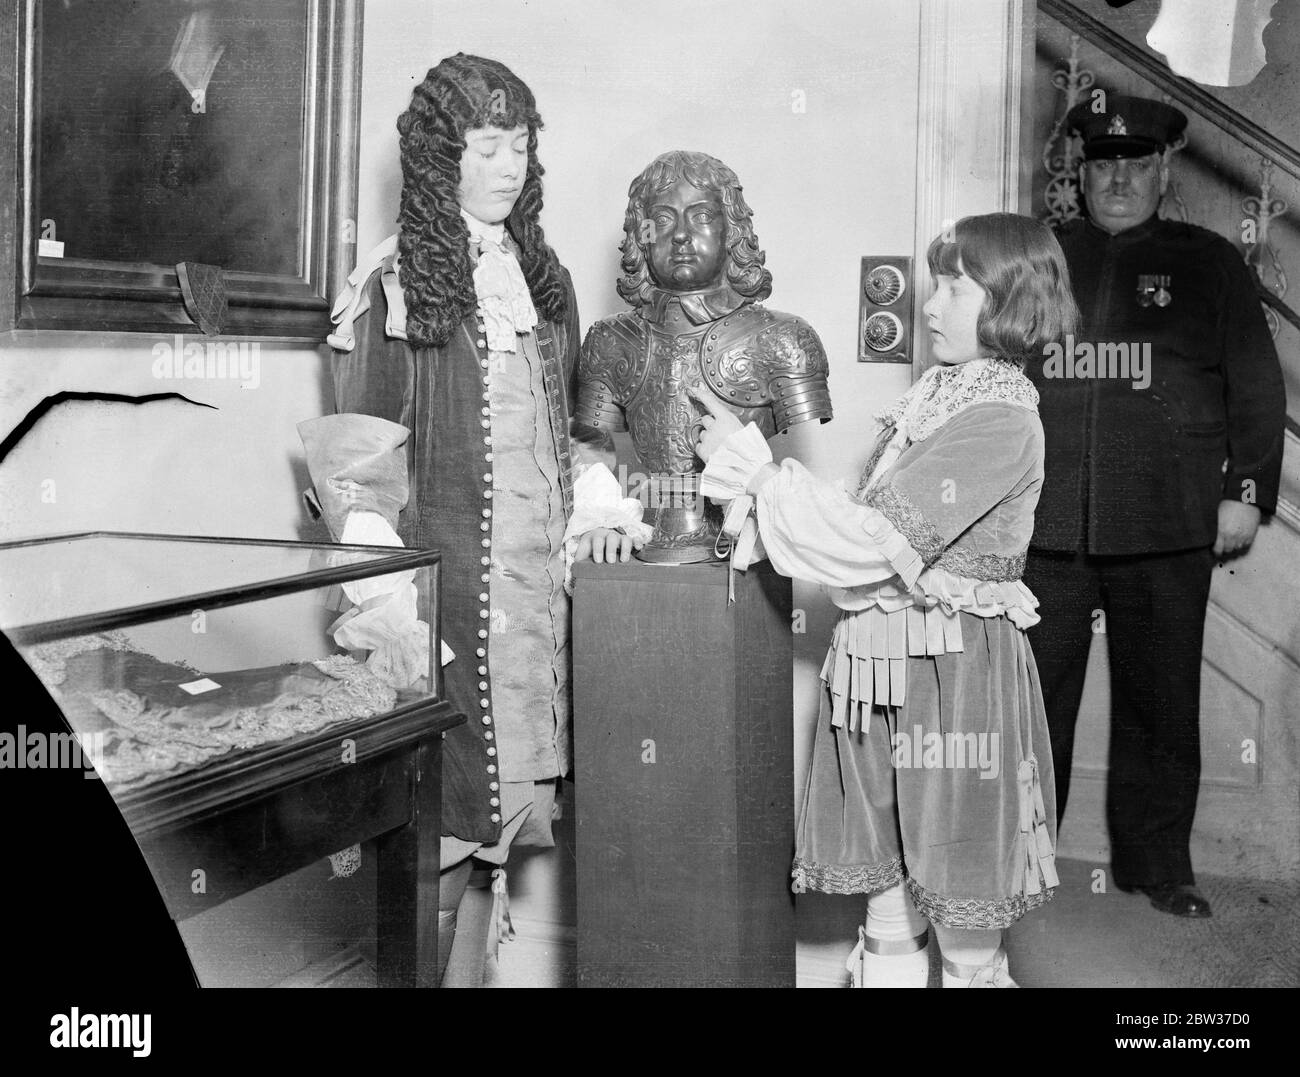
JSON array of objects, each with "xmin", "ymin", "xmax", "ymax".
[{"xmin": 701, "ymin": 423, "xmax": 925, "ymax": 590}]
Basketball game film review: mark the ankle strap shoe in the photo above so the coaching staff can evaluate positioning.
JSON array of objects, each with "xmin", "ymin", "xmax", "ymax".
[{"xmin": 941, "ymin": 945, "xmax": 1019, "ymax": 987}]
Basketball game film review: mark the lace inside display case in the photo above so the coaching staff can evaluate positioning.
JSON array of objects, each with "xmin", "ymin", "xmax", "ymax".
[{"xmin": 0, "ymin": 531, "xmax": 461, "ymax": 987}]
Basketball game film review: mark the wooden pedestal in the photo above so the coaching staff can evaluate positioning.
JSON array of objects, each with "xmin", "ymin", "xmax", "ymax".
[{"xmin": 572, "ymin": 559, "xmax": 795, "ymax": 987}]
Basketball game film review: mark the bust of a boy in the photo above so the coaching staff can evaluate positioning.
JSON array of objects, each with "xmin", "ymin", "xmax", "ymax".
[{"xmin": 576, "ymin": 150, "xmax": 832, "ymax": 563}]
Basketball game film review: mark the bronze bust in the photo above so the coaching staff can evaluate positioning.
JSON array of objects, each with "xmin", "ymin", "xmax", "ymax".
[{"xmin": 576, "ymin": 150, "xmax": 833, "ymax": 563}]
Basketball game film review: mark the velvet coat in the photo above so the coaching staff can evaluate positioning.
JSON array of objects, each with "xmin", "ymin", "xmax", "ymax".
[{"xmin": 332, "ymin": 256, "xmax": 580, "ymax": 843}]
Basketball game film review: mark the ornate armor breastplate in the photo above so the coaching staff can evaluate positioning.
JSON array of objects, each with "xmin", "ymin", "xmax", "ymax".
[
  {"xmin": 577, "ymin": 302, "xmax": 831, "ymax": 466},
  {"xmin": 624, "ymin": 326, "xmax": 770, "ymax": 473},
  {"xmin": 576, "ymin": 296, "xmax": 833, "ymax": 563}
]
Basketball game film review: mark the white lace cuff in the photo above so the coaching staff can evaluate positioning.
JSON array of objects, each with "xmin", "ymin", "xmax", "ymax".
[
  {"xmin": 561, "ymin": 463, "xmax": 655, "ymax": 592},
  {"xmin": 861, "ymin": 509, "xmax": 926, "ymax": 591}
]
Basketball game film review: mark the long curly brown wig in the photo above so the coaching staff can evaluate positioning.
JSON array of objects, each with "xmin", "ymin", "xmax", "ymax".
[
  {"xmin": 397, "ymin": 54, "xmax": 567, "ymax": 348},
  {"xmin": 616, "ymin": 151, "xmax": 773, "ymax": 309}
]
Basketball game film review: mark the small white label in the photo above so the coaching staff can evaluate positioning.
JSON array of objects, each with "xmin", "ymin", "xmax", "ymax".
[
  {"xmin": 38, "ymin": 238, "xmax": 65, "ymax": 258},
  {"xmin": 440, "ymin": 640, "xmax": 455, "ymax": 667},
  {"xmin": 179, "ymin": 677, "xmax": 221, "ymax": 695}
]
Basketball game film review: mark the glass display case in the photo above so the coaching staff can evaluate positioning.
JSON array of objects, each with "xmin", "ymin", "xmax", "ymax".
[{"xmin": 0, "ymin": 531, "xmax": 461, "ymax": 987}]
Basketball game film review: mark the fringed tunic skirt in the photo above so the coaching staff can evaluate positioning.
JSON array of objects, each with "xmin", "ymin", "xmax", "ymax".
[{"xmin": 793, "ymin": 602, "xmax": 1058, "ymax": 929}]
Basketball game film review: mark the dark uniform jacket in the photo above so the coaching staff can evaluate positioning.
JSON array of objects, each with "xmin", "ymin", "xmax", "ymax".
[
  {"xmin": 1028, "ymin": 216, "xmax": 1286, "ymax": 555},
  {"xmin": 331, "ymin": 251, "xmax": 580, "ymax": 844}
]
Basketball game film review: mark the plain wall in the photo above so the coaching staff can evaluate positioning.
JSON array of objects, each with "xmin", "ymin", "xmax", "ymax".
[{"xmin": 0, "ymin": 336, "xmax": 328, "ymax": 543}]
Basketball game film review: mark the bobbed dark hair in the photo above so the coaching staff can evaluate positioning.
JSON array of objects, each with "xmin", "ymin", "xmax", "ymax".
[
  {"xmin": 926, "ymin": 213, "xmax": 1079, "ymax": 363},
  {"xmin": 396, "ymin": 53, "xmax": 567, "ymax": 348},
  {"xmin": 617, "ymin": 150, "xmax": 772, "ymax": 308}
]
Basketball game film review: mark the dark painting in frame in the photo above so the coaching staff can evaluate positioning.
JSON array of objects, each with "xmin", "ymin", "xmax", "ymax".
[{"xmin": 1, "ymin": 0, "xmax": 361, "ymax": 340}]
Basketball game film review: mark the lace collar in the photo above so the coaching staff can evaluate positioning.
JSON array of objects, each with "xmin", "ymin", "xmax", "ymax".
[
  {"xmin": 459, "ymin": 210, "xmax": 537, "ymax": 350},
  {"xmin": 876, "ymin": 357, "xmax": 1039, "ymax": 443},
  {"xmin": 460, "ymin": 208, "xmax": 506, "ymax": 246}
]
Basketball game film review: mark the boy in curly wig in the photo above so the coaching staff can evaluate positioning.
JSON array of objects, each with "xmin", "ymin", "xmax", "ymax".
[{"xmin": 318, "ymin": 53, "xmax": 630, "ymax": 986}]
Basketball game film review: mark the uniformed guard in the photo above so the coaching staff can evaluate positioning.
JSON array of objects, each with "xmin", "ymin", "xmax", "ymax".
[{"xmin": 1024, "ymin": 93, "xmax": 1287, "ymax": 918}]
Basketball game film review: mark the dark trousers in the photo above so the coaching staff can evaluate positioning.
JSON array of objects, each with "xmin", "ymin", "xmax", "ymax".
[{"xmin": 1022, "ymin": 547, "xmax": 1215, "ymax": 887}]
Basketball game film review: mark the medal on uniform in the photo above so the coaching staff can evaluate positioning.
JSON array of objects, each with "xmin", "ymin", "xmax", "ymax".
[
  {"xmin": 1154, "ymin": 274, "xmax": 1171, "ymax": 307},
  {"xmin": 1137, "ymin": 274, "xmax": 1157, "ymax": 307},
  {"xmin": 1136, "ymin": 274, "xmax": 1171, "ymax": 308}
]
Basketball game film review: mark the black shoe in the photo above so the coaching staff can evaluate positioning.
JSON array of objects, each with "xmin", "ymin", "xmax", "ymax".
[{"xmin": 1120, "ymin": 882, "xmax": 1213, "ymax": 918}]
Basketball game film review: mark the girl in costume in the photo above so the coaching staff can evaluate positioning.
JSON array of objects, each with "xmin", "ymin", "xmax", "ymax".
[
  {"xmin": 319, "ymin": 54, "xmax": 635, "ymax": 987},
  {"xmin": 695, "ymin": 213, "xmax": 1077, "ymax": 987}
]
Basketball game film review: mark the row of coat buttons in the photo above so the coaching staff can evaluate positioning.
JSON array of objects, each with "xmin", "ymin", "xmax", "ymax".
[{"xmin": 479, "ymin": 328, "xmax": 500, "ymax": 822}]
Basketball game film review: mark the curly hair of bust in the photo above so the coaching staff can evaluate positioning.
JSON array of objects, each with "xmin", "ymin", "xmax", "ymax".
[
  {"xmin": 617, "ymin": 151, "xmax": 773, "ymax": 308},
  {"xmin": 396, "ymin": 53, "xmax": 567, "ymax": 348},
  {"xmin": 927, "ymin": 212, "xmax": 1080, "ymax": 364}
]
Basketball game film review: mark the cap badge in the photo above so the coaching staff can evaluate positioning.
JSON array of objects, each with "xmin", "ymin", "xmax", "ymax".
[{"xmin": 1107, "ymin": 115, "xmax": 1128, "ymax": 136}]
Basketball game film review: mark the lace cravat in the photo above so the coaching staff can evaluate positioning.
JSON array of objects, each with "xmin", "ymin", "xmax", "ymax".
[{"xmin": 461, "ymin": 210, "xmax": 538, "ymax": 352}]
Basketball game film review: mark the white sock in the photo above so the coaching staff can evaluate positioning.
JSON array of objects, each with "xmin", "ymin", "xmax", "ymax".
[
  {"xmin": 847, "ymin": 883, "xmax": 930, "ymax": 988},
  {"xmin": 866, "ymin": 882, "xmax": 929, "ymax": 941}
]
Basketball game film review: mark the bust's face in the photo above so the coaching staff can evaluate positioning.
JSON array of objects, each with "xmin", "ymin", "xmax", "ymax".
[{"xmin": 643, "ymin": 179, "xmax": 728, "ymax": 293}]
